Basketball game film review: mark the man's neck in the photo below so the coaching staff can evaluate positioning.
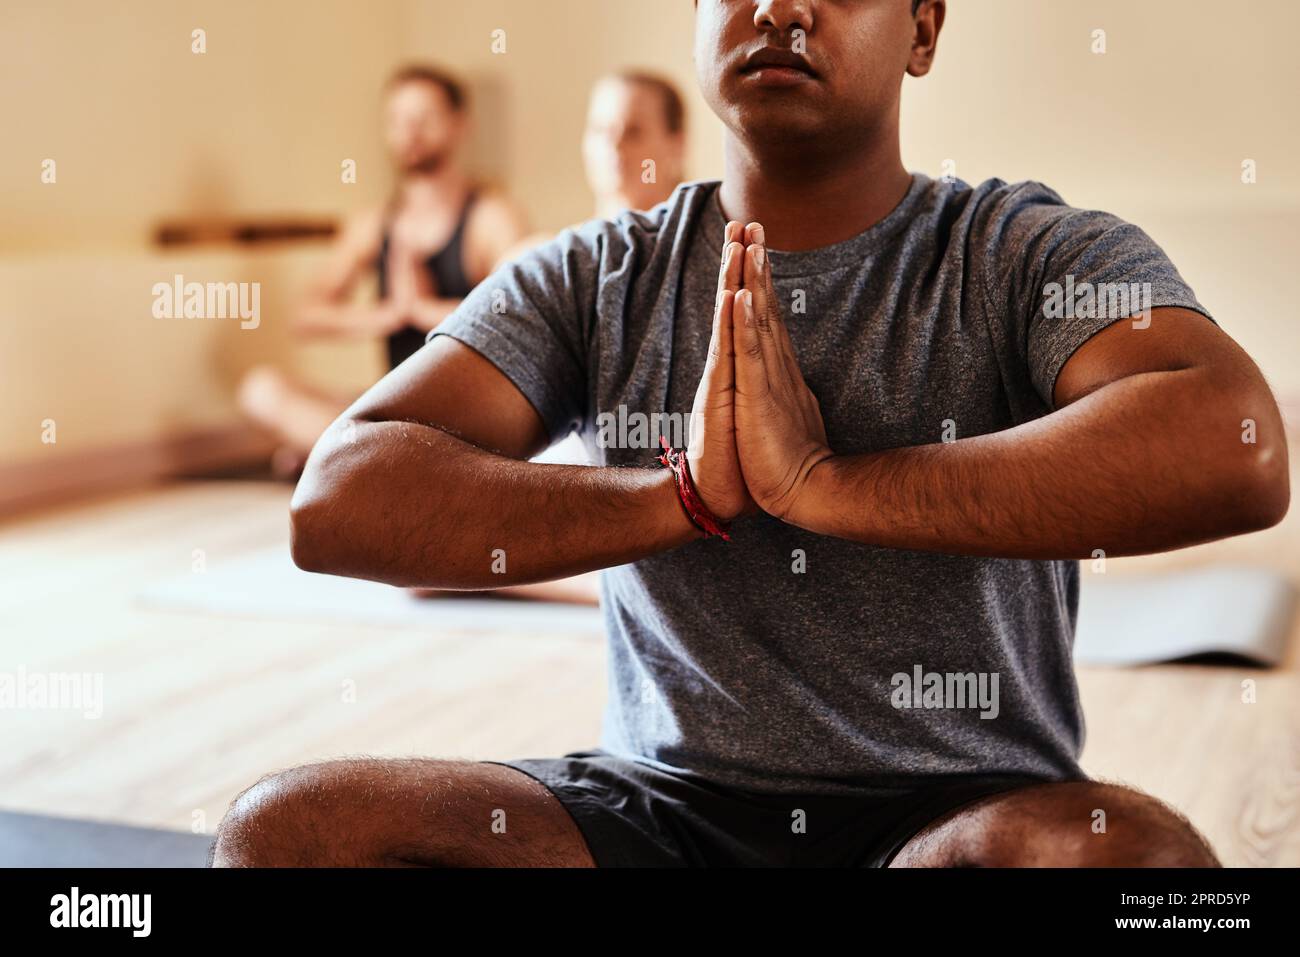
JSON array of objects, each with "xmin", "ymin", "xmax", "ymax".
[
  {"xmin": 717, "ymin": 124, "xmax": 912, "ymax": 252},
  {"xmin": 398, "ymin": 166, "xmax": 468, "ymax": 209}
]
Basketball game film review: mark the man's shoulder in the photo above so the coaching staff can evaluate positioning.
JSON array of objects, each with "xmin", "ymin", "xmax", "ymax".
[
  {"xmin": 931, "ymin": 175, "xmax": 1145, "ymax": 280},
  {"xmin": 951, "ymin": 176, "xmax": 1120, "ymax": 237},
  {"xmin": 933, "ymin": 175, "xmax": 1071, "ymax": 223},
  {"xmin": 560, "ymin": 180, "xmax": 720, "ymax": 254},
  {"xmin": 496, "ymin": 182, "xmax": 720, "ymax": 290}
]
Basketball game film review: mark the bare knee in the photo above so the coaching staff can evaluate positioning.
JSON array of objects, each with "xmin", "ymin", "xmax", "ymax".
[
  {"xmin": 211, "ymin": 758, "xmax": 593, "ymax": 868},
  {"xmin": 212, "ymin": 762, "xmax": 352, "ymax": 867},
  {"xmin": 972, "ymin": 782, "xmax": 1221, "ymax": 867},
  {"xmin": 894, "ymin": 781, "xmax": 1221, "ymax": 868},
  {"xmin": 236, "ymin": 365, "xmax": 289, "ymax": 421}
]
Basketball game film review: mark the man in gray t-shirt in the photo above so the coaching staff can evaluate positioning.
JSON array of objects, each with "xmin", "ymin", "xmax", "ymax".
[
  {"xmin": 429, "ymin": 172, "xmax": 1216, "ymax": 800},
  {"xmin": 214, "ymin": 0, "xmax": 1288, "ymax": 868}
]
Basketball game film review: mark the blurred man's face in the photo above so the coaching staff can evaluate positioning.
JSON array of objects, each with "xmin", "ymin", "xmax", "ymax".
[
  {"xmin": 583, "ymin": 79, "xmax": 683, "ymax": 200},
  {"xmin": 695, "ymin": 0, "xmax": 917, "ymax": 148},
  {"xmin": 383, "ymin": 81, "xmax": 463, "ymax": 174}
]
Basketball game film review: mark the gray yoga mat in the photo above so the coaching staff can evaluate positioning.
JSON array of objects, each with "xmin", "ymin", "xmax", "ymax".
[{"xmin": 0, "ymin": 810, "xmax": 212, "ymax": 867}]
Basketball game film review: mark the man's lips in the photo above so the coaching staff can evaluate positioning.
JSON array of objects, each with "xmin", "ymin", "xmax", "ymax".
[
  {"xmin": 738, "ymin": 48, "xmax": 819, "ymax": 88},
  {"xmin": 743, "ymin": 65, "xmax": 814, "ymax": 87}
]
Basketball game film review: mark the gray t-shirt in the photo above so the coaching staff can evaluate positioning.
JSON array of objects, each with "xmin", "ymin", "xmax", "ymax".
[{"xmin": 431, "ymin": 173, "xmax": 1211, "ymax": 796}]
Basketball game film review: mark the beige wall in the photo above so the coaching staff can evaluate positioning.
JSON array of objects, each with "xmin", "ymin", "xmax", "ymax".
[
  {"xmin": 1, "ymin": 0, "xmax": 403, "ymax": 253},
  {"xmin": 900, "ymin": 0, "xmax": 1300, "ymax": 400},
  {"xmin": 3, "ymin": 0, "xmax": 1297, "ymax": 473}
]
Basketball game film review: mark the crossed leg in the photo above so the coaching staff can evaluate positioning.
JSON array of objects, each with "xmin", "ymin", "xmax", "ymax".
[
  {"xmin": 889, "ymin": 780, "xmax": 1221, "ymax": 867},
  {"xmin": 210, "ymin": 759, "xmax": 594, "ymax": 867},
  {"xmin": 236, "ymin": 365, "xmax": 351, "ymax": 464}
]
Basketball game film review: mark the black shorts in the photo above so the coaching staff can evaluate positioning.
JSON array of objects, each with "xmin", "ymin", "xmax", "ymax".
[{"xmin": 492, "ymin": 749, "xmax": 1048, "ymax": 867}]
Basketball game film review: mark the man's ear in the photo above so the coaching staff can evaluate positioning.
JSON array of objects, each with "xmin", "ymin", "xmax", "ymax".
[{"xmin": 907, "ymin": 0, "xmax": 945, "ymax": 78}]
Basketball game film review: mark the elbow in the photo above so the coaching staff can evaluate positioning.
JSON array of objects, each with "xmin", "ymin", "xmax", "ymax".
[
  {"xmin": 288, "ymin": 440, "xmax": 352, "ymax": 575},
  {"xmin": 288, "ymin": 484, "xmax": 331, "ymax": 574},
  {"xmin": 1229, "ymin": 440, "xmax": 1291, "ymax": 533},
  {"xmin": 1244, "ymin": 470, "xmax": 1290, "ymax": 533},
  {"xmin": 286, "ymin": 420, "xmax": 406, "ymax": 582}
]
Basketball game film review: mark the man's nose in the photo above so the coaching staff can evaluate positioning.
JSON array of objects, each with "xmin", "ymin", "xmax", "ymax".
[{"xmin": 752, "ymin": 0, "xmax": 814, "ymax": 37}]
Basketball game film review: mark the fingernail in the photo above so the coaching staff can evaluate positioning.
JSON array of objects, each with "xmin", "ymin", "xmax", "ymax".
[
  {"xmin": 754, "ymin": 245, "xmax": 765, "ymax": 269},
  {"xmin": 741, "ymin": 291, "xmax": 753, "ymax": 326},
  {"xmin": 753, "ymin": 225, "xmax": 765, "ymax": 246}
]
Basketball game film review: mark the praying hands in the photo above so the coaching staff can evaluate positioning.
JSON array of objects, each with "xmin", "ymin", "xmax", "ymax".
[{"xmin": 687, "ymin": 220, "xmax": 834, "ymax": 527}]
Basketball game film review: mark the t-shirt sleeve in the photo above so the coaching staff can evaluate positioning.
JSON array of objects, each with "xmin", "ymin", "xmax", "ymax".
[
  {"xmin": 977, "ymin": 181, "xmax": 1214, "ymax": 409},
  {"xmin": 427, "ymin": 225, "xmax": 602, "ymax": 443}
]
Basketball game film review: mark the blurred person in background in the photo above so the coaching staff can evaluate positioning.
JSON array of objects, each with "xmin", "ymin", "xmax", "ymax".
[
  {"xmin": 239, "ymin": 64, "xmax": 529, "ymax": 474},
  {"xmin": 498, "ymin": 70, "xmax": 687, "ymax": 269},
  {"xmin": 245, "ymin": 64, "xmax": 596, "ymax": 606},
  {"xmin": 583, "ymin": 70, "xmax": 687, "ymax": 219}
]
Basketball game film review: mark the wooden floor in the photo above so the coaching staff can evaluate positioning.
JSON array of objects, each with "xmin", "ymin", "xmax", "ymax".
[{"xmin": 1, "ymin": 478, "xmax": 1298, "ymax": 866}]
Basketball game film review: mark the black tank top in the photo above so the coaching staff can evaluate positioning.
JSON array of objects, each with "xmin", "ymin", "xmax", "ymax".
[{"xmin": 377, "ymin": 189, "xmax": 478, "ymax": 368}]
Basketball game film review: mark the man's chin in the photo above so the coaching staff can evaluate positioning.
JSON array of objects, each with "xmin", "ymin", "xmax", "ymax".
[
  {"xmin": 734, "ymin": 110, "xmax": 828, "ymax": 152},
  {"xmin": 400, "ymin": 153, "xmax": 447, "ymax": 175}
]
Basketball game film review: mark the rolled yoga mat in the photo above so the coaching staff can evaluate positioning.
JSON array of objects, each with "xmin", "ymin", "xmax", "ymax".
[
  {"xmin": 0, "ymin": 810, "xmax": 213, "ymax": 867},
  {"xmin": 1073, "ymin": 565, "xmax": 1296, "ymax": 666}
]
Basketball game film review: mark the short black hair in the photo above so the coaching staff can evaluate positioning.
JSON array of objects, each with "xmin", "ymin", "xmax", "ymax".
[{"xmin": 385, "ymin": 64, "xmax": 467, "ymax": 112}]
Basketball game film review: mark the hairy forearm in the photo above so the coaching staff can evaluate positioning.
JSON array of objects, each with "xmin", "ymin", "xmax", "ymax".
[
  {"xmin": 290, "ymin": 419, "xmax": 700, "ymax": 588},
  {"xmin": 793, "ymin": 367, "xmax": 1289, "ymax": 559}
]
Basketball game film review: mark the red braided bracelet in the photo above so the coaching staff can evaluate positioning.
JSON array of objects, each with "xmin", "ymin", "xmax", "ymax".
[{"xmin": 657, "ymin": 435, "xmax": 732, "ymax": 541}]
